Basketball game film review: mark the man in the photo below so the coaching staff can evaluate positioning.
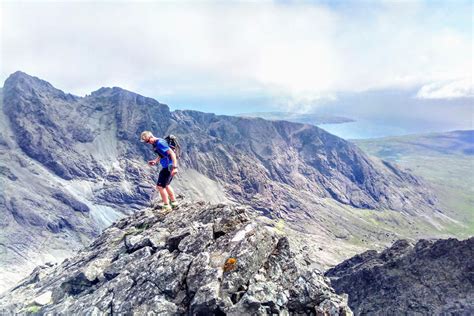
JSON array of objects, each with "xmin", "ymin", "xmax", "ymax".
[{"xmin": 140, "ymin": 131, "xmax": 179, "ymax": 213}]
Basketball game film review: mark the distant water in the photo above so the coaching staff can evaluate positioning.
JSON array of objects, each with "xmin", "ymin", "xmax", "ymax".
[{"xmin": 318, "ymin": 119, "xmax": 474, "ymax": 140}]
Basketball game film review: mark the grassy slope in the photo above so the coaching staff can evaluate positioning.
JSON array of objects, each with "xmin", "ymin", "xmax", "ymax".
[{"xmin": 354, "ymin": 131, "xmax": 474, "ymax": 238}]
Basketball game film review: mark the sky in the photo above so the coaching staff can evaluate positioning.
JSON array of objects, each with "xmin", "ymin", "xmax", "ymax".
[{"xmin": 0, "ymin": 0, "xmax": 473, "ymax": 117}]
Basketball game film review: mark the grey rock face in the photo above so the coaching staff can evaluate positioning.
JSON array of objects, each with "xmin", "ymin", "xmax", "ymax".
[
  {"xmin": 52, "ymin": 190, "xmax": 90, "ymax": 213},
  {"xmin": 326, "ymin": 238, "xmax": 474, "ymax": 315},
  {"xmin": 172, "ymin": 110, "xmax": 437, "ymax": 216},
  {"xmin": 3, "ymin": 72, "xmax": 103, "ymax": 180},
  {"xmin": 0, "ymin": 203, "xmax": 352, "ymax": 315}
]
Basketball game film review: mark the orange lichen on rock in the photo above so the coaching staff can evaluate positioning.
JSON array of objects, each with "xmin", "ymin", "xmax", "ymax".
[{"xmin": 224, "ymin": 257, "xmax": 237, "ymax": 272}]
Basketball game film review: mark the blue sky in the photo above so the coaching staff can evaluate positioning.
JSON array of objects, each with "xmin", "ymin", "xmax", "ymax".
[{"xmin": 1, "ymin": 0, "xmax": 472, "ymax": 115}]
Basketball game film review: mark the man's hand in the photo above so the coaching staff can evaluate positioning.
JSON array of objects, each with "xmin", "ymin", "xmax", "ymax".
[
  {"xmin": 148, "ymin": 160, "xmax": 157, "ymax": 166},
  {"xmin": 171, "ymin": 167, "xmax": 178, "ymax": 176}
]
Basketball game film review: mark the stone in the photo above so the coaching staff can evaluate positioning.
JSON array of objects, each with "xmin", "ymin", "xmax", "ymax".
[
  {"xmin": 148, "ymin": 228, "xmax": 170, "ymax": 250},
  {"xmin": 84, "ymin": 258, "xmax": 111, "ymax": 282},
  {"xmin": 124, "ymin": 234, "xmax": 152, "ymax": 253},
  {"xmin": 33, "ymin": 291, "xmax": 52, "ymax": 306}
]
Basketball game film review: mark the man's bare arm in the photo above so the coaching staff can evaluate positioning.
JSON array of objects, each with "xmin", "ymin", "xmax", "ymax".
[
  {"xmin": 167, "ymin": 149, "xmax": 178, "ymax": 168},
  {"xmin": 167, "ymin": 149, "xmax": 178, "ymax": 175}
]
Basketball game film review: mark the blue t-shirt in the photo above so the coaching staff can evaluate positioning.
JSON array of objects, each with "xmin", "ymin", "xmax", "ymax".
[{"xmin": 153, "ymin": 138, "xmax": 173, "ymax": 168}]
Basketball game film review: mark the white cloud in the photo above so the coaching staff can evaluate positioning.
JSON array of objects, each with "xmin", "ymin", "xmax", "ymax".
[
  {"xmin": 416, "ymin": 78, "xmax": 474, "ymax": 99},
  {"xmin": 0, "ymin": 1, "xmax": 472, "ymax": 106}
]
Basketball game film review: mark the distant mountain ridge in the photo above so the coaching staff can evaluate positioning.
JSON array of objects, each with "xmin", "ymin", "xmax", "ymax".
[
  {"xmin": 0, "ymin": 71, "xmax": 450, "ymax": 292},
  {"xmin": 355, "ymin": 130, "xmax": 474, "ymax": 157},
  {"xmin": 236, "ymin": 111, "xmax": 354, "ymax": 125}
]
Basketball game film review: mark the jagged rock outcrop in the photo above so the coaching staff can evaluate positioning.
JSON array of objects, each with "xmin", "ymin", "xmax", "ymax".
[
  {"xmin": 0, "ymin": 202, "xmax": 352, "ymax": 315},
  {"xmin": 325, "ymin": 238, "xmax": 474, "ymax": 315}
]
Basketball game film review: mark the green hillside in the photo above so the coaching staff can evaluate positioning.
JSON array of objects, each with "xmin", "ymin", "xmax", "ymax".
[{"xmin": 354, "ymin": 130, "xmax": 474, "ymax": 237}]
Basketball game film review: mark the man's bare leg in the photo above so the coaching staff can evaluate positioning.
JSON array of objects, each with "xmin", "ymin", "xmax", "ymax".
[
  {"xmin": 166, "ymin": 185, "xmax": 176, "ymax": 202},
  {"xmin": 157, "ymin": 186, "xmax": 169, "ymax": 205}
]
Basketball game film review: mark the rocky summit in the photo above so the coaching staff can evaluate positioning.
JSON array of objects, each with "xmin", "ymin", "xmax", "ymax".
[
  {"xmin": 326, "ymin": 237, "xmax": 474, "ymax": 315},
  {"xmin": 0, "ymin": 202, "xmax": 352, "ymax": 315}
]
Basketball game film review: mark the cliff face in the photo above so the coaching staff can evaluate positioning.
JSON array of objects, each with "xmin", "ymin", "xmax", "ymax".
[
  {"xmin": 173, "ymin": 109, "xmax": 436, "ymax": 216},
  {"xmin": 0, "ymin": 202, "xmax": 352, "ymax": 315},
  {"xmin": 326, "ymin": 238, "xmax": 474, "ymax": 315},
  {"xmin": 0, "ymin": 71, "xmax": 445, "ymax": 292}
]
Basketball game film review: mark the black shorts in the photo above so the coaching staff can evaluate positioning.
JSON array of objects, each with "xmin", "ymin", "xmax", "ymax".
[{"xmin": 157, "ymin": 167, "xmax": 173, "ymax": 188}]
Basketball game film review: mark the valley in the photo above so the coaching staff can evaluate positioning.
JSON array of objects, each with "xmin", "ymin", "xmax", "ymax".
[{"xmin": 354, "ymin": 131, "xmax": 474, "ymax": 237}]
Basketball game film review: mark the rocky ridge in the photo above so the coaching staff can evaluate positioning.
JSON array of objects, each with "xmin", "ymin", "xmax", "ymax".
[
  {"xmin": 326, "ymin": 237, "xmax": 474, "ymax": 315},
  {"xmin": 0, "ymin": 202, "xmax": 352, "ymax": 315}
]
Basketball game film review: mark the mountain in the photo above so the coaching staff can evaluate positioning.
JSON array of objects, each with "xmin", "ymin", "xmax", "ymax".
[
  {"xmin": 0, "ymin": 71, "xmax": 454, "ymax": 292},
  {"xmin": 0, "ymin": 202, "xmax": 352, "ymax": 315},
  {"xmin": 326, "ymin": 237, "xmax": 474, "ymax": 315},
  {"xmin": 2, "ymin": 72, "xmax": 433, "ymax": 212},
  {"xmin": 236, "ymin": 112, "xmax": 354, "ymax": 125}
]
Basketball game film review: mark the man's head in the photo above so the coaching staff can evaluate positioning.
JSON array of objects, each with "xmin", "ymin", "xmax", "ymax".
[{"xmin": 140, "ymin": 131, "xmax": 154, "ymax": 144}]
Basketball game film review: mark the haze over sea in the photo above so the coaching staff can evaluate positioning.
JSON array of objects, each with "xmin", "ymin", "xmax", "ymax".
[{"xmin": 319, "ymin": 119, "xmax": 473, "ymax": 140}]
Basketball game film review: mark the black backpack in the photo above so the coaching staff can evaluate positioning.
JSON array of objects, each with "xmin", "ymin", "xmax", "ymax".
[{"xmin": 164, "ymin": 134, "xmax": 181, "ymax": 158}]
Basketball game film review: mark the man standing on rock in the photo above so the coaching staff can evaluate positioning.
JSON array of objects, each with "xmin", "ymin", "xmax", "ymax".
[{"xmin": 141, "ymin": 131, "xmax": 179, "ymax": 213}]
